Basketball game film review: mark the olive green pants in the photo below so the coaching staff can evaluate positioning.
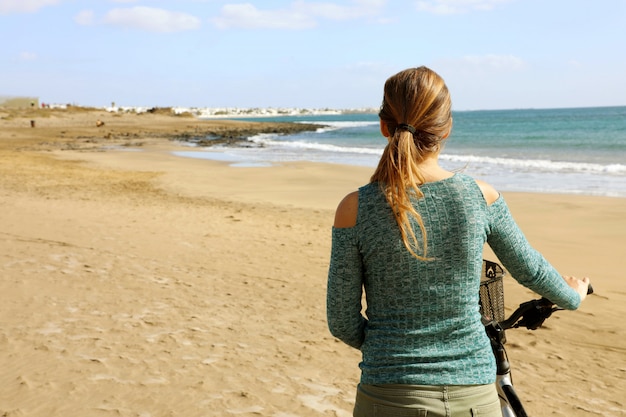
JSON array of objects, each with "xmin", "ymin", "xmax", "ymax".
[{"xmin": 353, "ymin": 383, "xmax": 502, "ymax": 417}]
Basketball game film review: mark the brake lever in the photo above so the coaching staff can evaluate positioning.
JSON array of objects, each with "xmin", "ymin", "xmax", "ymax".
[{"xmin": 514, "ymin": 298, "xmax": 560, "ymax": 330}]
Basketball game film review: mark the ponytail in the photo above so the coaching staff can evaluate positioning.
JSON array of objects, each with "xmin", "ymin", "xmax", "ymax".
[
  {"xmin": 371, "ymin": 67, "xmax": 452, "ymax": 260},
  {"xmin": 372, "ymin": 128, "xmax": 430, "ymax": 260}
]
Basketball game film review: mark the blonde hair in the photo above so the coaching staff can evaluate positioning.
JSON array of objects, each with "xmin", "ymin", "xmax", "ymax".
[{"xmin": 371, "ymin": 66, "xmax": 453, "ymax": 260}]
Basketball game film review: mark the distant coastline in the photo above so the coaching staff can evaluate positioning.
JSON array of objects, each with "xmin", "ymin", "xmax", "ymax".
[{"xmin": 40, "ymin": 103, "xmax": 379, "ymax": 118}]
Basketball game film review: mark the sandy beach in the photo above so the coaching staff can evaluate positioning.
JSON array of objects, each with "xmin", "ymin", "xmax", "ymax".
[{"xmin": 1, "ymin": 107, "xmax": 624, "ymax": 417}]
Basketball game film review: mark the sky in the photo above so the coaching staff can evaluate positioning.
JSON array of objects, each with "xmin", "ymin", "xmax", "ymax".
[{"xmin": 1, "ymin": 0, "xmax": 625, "ymax": 111}]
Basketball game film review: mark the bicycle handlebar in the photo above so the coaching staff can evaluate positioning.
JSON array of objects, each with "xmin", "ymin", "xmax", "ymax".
[{"xmin": 498, "ymin": 283, "xmax": 594, "ymax": 331}]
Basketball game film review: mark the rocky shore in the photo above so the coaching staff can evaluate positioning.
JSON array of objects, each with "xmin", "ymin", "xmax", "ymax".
[{"xmin": 0, "ymin": 106, "xmax": 321, "ymax": 152}]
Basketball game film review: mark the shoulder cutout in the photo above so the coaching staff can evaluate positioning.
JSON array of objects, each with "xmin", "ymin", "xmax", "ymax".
[
  {"xmin": 475, "ymin": 179, "xmax": 500, "ymax": 206},
  {"xmin": 333, "ymin": 191, "xmax": 359, "ymax": 228}
]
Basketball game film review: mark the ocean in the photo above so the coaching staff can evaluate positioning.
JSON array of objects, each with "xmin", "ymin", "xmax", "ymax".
[{"xmin": 175, "ymin": 106, "xmax": 626, "ymax": 197}]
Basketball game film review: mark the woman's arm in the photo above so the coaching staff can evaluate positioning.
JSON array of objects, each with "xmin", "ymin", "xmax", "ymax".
[
  {"xmin": 487, "ymin": 197, "xmax": 587, "ymax": 309},
  {"xmin": 326, "ymin": 192, "xmax": 367, "ymax": 349}
]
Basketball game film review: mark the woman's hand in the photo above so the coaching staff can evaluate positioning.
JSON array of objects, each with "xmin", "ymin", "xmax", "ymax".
[{"xmin": 563, "ymin": 275, "xmax": 591, "ymax": 302}]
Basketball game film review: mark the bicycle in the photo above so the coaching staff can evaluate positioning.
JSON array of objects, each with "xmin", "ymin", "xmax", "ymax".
[{"xmin": 478, "ymin": 260, "xmax": 593, "ymax": 417}]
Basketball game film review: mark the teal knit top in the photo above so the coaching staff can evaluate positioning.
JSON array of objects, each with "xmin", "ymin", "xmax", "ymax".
[{"xmin": 327, "ymin": 173, "xmax": 580, "ymax": 385}]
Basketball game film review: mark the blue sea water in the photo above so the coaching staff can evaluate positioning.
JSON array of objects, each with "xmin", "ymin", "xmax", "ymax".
[{"xmin": 176, "ymin": 106, "xmax": 626, "ymax": 197}]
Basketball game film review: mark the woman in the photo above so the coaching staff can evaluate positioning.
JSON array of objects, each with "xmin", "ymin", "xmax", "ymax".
[{"xmin": 326, "ymin": 66, "xmax": 590, "ymax": 417}]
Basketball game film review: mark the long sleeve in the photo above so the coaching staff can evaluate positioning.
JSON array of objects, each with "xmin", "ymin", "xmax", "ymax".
[
  {"xmin": 327, "ymin": 227, "xmax": 367, "ymax": 349},
  {"xmin": 487, "ymin": 197, "xmax": 581, "ymax": 310}
]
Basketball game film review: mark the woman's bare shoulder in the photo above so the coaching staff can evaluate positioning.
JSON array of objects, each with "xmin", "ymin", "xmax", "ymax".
[
  {"xmin": 334, "ymin": 191, "xmax": 359, "ymax": 228},
  {"xmin": 474, "ymin": 179, "xmax": 500, "ymax": 206}
]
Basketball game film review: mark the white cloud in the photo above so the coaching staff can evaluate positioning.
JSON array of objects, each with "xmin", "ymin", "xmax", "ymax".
[
  {"xmin": 211, "ymin": 1, "xmax": 387, "ymax": 30},
  {"xmin": 462, "ymin": 54, "xmax": 525, "ymax": 71},
  {"xmin": 212, "ymin": 3, "xmax": 316, "ymax": 30},
  {"xmin": 432, "ymin": 54, "xmax": 529, "ymax": 110},
  {"xmin": 294, "ymin": 0, "xmax": 385, "ymax": 20},
  {"xmin": 102, "ymin": 6, "xmax": 201, "ymax": 32},
  {"xmin": 0, "ymin": 0, "xmax": 59, "ymax": 14},
  {"xmin": 568, "ymin": 59, "xmax": 583, "ymax": 68},
  {"xmin": 74, "ymin": 10, "xmax": 95, "ymax": 26},
  {"xmin": 436, "ymin": 54, "xmax": 526, "ymax": 72},
  {"xmin": 19, "ymin": 51, "xmax": 37, "ymax": 61},
  {"xmin": 435, "ymin": 54, "xmax": 526, "ymax": 78},
  {"xmin": 415, "ymin": 0, "xmax": 511, "ymax": 15}
]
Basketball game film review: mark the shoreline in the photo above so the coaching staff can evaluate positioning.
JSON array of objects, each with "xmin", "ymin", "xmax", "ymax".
[
  {"xmin": 1, "ymin": 107, "xmax": 625, "ymax": 416},
  {"xmin": 169, "ymin": 148, "xmax": 626, "ymax": 199}
]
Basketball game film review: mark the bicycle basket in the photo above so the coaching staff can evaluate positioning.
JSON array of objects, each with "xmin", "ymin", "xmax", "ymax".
[{"xmin": 479, "ymin": 260, "xmax": 505, "ymax": 322}]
